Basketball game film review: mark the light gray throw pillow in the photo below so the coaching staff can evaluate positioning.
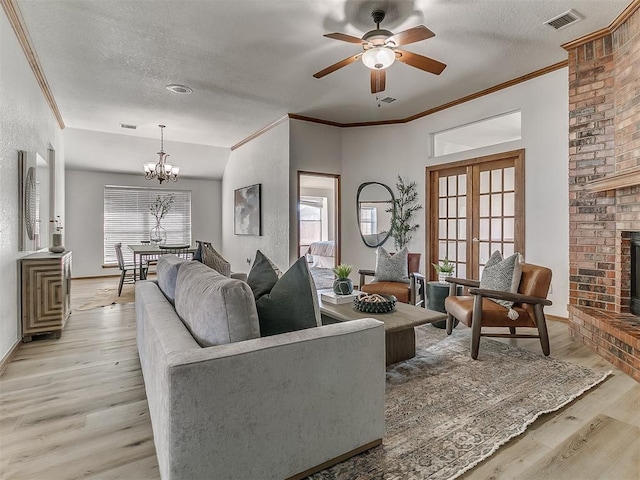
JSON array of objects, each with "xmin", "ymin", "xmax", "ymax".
[
  {"xmin": 374, "ymin": 246, "xmax": 409, "ymax": 283},
  {"xmin": 480, "ymin": 251, "xmax": 523, "ymax": 317},
  {"xmin": 175, "ymin": 261, "xmax": 260, "ymax": 347},
  {"xmin": 156, "ymin": 254, "xmax": 186, "ymax": 304}
]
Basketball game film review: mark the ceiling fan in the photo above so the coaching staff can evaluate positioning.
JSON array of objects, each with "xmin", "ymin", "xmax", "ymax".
[{"xmin": 313, "ymin": 9, "xmax": 447, "ymax": 94}]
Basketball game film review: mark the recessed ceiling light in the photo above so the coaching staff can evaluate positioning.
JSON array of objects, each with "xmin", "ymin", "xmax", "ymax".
[{"xmin": 166, "ymin": 84, "xmax": 193, "ymax": 94}]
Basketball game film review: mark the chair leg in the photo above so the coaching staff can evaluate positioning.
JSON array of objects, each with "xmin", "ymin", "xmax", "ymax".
[
  {"xmin": 470, "ymin": 295, "xmax": 483, "ymax": 359},
  {"xmin": 446, "ymin": 314, "xmax": 454, "ymax": 335},
  {"xmin": 534, "ymin": 304, "xmax": 551, "ymax": 356},
  {"xmin": 509, "ymin": 326, "xmax": 516, "ymax": 335},
  {"xmin": 118, "ymin": 270, "xmax": 126, "ymax": 296}
]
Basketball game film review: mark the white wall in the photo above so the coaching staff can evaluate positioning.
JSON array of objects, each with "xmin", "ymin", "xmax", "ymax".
[
  {"xmin": 340, "ymin": 68, "xmax": 569, "ymax": 317},
  {"xmin": 66, "ymin": 170, "xmax": 222, "ymax": 277},
  {"xmin": 0, "ymin": 10, "xmax": 65, "ymax": 361},
  {"xmin": 289, "ymin": 120, "xmax": 342, "ymax": 263},
  {"xmin": 222, "ymin": 119, "xmax": 290, "ymax": 273}
]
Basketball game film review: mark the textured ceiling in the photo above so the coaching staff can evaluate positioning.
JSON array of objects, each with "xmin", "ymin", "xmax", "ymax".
[{"xmin": 15, "ymin": 0, "xmax": 629, "ymax": 151}]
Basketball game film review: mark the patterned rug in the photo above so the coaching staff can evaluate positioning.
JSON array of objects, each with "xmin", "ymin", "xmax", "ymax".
[{"xmin": 311, "ymin": 326, "xmax": 611, "ymax": 480}]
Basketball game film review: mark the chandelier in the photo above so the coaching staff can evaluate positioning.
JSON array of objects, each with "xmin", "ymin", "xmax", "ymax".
[{"xmin": 144, "ymin": 125, "xmax": 179, "ymax": 183}]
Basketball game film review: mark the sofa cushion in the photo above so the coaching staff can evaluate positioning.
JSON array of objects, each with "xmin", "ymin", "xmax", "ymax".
[
  {"xmin": 175, "ymin": 261, "xmax": 260, "ymax": 347},
  {"xmin": 248, "ymin": 253, "xmax": 321, "ymax": 336},
  {"xmin": 247, "ymin": 250, "xmax": 282, "ymax": 301},
  {"xmin": 156, "ymin": 254, "xmax": 186, "ymax": 304}
]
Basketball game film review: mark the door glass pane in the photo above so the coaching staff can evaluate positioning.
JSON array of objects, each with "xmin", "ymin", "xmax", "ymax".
[
  {"xmin": 448, "ymin": 197, "xmax": 457, "ymax": 216},
  {"xmin": 439, "ymin": 220, "xmax": 447, "ymax": 239},
  {"xmin": 448, "ymin": 241, "xmax": 457, "ymax": 260},
  {"xmin": 480, "ymin": 195, "xmax": 490, "ymax": 216},
  {"xmin": 480, "ymin": 242, "xmax": 490, "ymax": 264},
  {"xmin": 491, "ymin": 219, "xmax": 502, "ymax": 240},
  {"xmin": 458, "ymin": 196, "xmax": 467, "ymax": 217},
  {"xmin": 503, "ymin": 243, "xmax": 515, "ymax": 256},
  {"xmin": 458, "ymin": 263, "xmax": 466, "ymax": 278},
  {"xmin": 504, "ymin": 192, "xmax": 515, "ymax": 216},
  {"xmin": 490, "ymin": 242, "xmax": 502, "ymax": 254},
  {"xmin": 448, "ymin": 219, "xmax": 457, "ymax": 238},
  {"xmin": 480, "ymin": 219, "xmax": 490, "ymax": 240},
  {"xmin": 458, "ymin": 219, "xmax": 467, "ymax": 240},
  {"xmin": 480, "ymin": 171, "xmax": 490, "ymax": 193},
  {"xmin": 439, "ymin": 198, "xmax": 447, "ymax": 218},
  {"xmin": 504, "ymin": 167, "xmax": 515, "ymax": 190},
  {"xmin": 504, "ymin": 218, "xmax": 515, "ymax": 241},
  {"xmin": 439, "ymin": 241, "xmax": 447, "ymax": 259},
  {"xmin": 491, "ymin": 193, "xmax": 502, "ymax": 216},
  {"xmin": 491, "ymin": 169, "xmax": 502, "ymax": 192},
  {"xmin": 439, "ymin": 177, "xmax": 447, "ymax": 196},
  {"xmin": 448, "ymin": 176, "xmax": 457, "ymax": 196},
  {"xmin": 458, "ymin": 174, "xmax": 467, "ymax": 194},
  {"xmin": 458, "ymin": 242, "xmax": 467, "ymax": 262}
]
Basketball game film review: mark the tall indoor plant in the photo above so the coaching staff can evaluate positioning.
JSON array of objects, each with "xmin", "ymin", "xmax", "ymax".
[
  {"xmin": 386, "ymin": 175, "xmax": 423, "ymax": 251},
  {"xmin": 149, "ymin": 193, "xmax": 174, "ymax": 244}
]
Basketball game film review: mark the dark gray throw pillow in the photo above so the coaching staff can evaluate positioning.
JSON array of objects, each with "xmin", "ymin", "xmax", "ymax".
[
  {"xmin": 247, "ymin": 250, "xmax": 282, "ymax": 301},
  {"xmin": 248, "ymin": 253, "xmax": 321, "ymax": 337}
]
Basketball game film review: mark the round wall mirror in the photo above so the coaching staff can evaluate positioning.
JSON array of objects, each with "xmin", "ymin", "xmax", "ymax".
[{"xmin": 356, "ymin": 182, "xmax": 395, "ymax": 248}]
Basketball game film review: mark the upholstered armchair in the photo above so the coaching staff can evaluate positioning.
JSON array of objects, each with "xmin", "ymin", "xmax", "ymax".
[
  {"xmin": 444, "ymin": 262, "xmax": 553, "ymax": 359},
  {"xmin": 358, "ymin": 251, "xmax": 425, "ymax": 306}
]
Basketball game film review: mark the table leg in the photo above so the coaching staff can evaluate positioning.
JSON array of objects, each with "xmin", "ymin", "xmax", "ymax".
[{"xmin": 385, "ymin": 328, "xmax": 416, "ymax": 366}]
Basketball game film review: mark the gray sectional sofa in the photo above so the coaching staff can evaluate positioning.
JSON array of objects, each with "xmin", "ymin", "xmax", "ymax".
[{"xmin": 135, "ymin": 255, "xmax": 386, "ymax": 480}]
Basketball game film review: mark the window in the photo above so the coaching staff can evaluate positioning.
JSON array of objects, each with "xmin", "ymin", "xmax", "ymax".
[
  {"xmin": 432, "ymin": 111, "xmax": 522, "ymax": 157},
  {"xmin": 299, "ymin": 196, "xmax": 327, "ymax": 246},
  {"xmin": 104, "ymin": 186, "xmax": 192, "ymax": 265},
  {"xmin": 359, "ymin": 206, "xmax": 378, "ymax": 235}
]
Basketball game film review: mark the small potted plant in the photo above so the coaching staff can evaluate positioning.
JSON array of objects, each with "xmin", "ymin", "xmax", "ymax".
[
  {"xmin": 432, "ymin": 258, "xmax": 455, "ymax": 283},
  {"xmin": 332, "ymin": 263, "xmax": 354, "ymax": 295}
]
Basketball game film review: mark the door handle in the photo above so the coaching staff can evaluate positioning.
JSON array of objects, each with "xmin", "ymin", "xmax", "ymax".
[{"xmin": 472, "ymin": 238, "xmax": 479, "ymax": 243}]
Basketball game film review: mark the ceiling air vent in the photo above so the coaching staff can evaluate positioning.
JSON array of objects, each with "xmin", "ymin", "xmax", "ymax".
[
  {"xmin": 545, "ymin": 9, "xmax": 582, "ymax": 30},
  {"xmin": 381, "ymin": 96, "xmax": 396, "ymax": 103},
  {"xmin": 120, "ymin": 123, "xmax": 137, "ymax": 129}
]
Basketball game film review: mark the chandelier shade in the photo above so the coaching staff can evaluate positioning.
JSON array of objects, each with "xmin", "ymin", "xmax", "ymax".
[{"xmin": 144, "ymin": 125, "xmax": 179, "ymax": 183}]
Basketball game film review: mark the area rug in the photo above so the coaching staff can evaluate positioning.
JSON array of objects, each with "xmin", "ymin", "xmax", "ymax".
[
  {"xmin": 310, "ymin": 326, "xmax": 611, "ymax": 480},
  {"xmin": 76, "ymin": 284, "xmax": 135, "ymax": 310}
]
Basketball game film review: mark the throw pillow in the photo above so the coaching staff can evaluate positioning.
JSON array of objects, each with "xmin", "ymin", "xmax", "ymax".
[
  {"xmin": 156, "ymin": 254, "xmax": 186, "ymax": 304},
  {"xmin": 374, "ymin": 246, "xmax": 409, "ymax": 283},
  {"xmin": 247, "ymin": 250, "xmax": 282, "ymax": 301},
  {"xmin": 201, "ymin": 242, "xmax": 231, "ymax": 277},
  {"xmin": 480, "ymin": 250, "xmax": 523, "ymax": 318},
  {"xmin": 247, "ymin": 253, "xmax": 321, "ymax": 337}
]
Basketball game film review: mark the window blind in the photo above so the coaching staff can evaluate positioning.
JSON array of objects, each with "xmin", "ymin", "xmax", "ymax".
[{"xmin": 104, "ymin": 186, "xmax": 192, "ymax": 265}]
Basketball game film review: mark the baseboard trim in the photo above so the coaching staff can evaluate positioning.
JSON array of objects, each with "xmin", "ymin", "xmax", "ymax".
[
  {"xmin": 286, "ymin": 438, "xmax": 383, "ymax": 480},
  {"xmin": 0, "ymin": 339, "xmax": 22, "ymax": 376},
  {"xmin": 548, "ymin": 314, "xmax": 569, "ymax": 324}
]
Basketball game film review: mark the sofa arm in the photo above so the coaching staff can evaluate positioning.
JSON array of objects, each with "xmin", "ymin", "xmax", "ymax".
[{"xmin": 160, "ymin": 319, "xmax": 385, "ymax": 480}]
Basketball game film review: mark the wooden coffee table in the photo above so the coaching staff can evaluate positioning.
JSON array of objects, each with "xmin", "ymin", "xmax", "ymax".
[{"xmin": 317, "ymin": 290, "xmax": 447, "ymax": 365}]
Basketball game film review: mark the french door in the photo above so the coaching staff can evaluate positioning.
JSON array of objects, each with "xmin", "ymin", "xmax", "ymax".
[{"xmin": 426, "ymin": 149, "xmax": 525, "ymax": 280}]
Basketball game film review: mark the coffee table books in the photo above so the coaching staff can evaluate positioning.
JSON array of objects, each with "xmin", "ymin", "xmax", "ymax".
[{"xmin": 320, "ymin": 289, "xmax": 361, "ymax": 305}]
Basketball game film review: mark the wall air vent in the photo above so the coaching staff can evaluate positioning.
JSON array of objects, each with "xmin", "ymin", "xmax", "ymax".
[
  {"xmin": 545, "ymin": 9, "xmax": 582, "ymax": 30},
  {"xmin": 381, "ymin": 97, "xmax": 396, "ymax": 103},
  {"xmin": 120, "ymin": 123, "xmax": 137, "ymax": 129}
]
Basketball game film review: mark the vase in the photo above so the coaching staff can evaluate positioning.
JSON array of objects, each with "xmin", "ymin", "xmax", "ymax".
[
  {"xmin": 49, "ymin": 232, "xmax": 65, "ymax": 253},
  {"xmin": 438, "ymin": 272, "xmax": 453, "ymax": 283},
  {"xmin": 150, "ymin": 222, "xmax": 166, "ymax": 245},
  {"xmin": 333, "ymin": 278, "xmax": 354, "ymax": 295}
]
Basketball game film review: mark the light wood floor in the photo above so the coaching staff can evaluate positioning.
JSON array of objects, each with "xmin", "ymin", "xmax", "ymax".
[{"xmin": 1, "ymin": 277, "xmax": 638, "ymax": 480}]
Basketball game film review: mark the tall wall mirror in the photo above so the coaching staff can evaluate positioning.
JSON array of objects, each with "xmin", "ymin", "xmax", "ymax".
[
  {"xmin": 19, "ymin": 150, "xmax": 53, "ymax": 251},
  {"xmin": 356, "ymin": 182, "xmax": 394, "ymax": 248}
]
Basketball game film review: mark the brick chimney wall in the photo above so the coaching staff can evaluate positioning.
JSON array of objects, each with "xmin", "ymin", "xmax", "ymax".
[{"xmin": 566, "ymin": 7, "xmax": 640, "ymax": 381}]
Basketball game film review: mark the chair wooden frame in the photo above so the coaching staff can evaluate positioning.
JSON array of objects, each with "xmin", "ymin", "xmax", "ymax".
[
  {"xmin": 114, "ymin": 242, "xmax": 148, "ymax": 296},
  {"xmin": 444, "ymin": 270, "xmax": 552, "ymax": 359}
]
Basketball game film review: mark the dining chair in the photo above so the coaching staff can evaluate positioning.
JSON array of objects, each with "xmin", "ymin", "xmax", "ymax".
[
  {"xmin": 159, "ymin": 244, "xmax": 192, "ymax": 260},
  {"xmin": 114, "ymin": 242, "xmax": 148, "ymax": 296}
]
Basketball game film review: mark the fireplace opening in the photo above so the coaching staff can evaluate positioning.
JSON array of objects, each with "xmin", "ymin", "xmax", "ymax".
[{"xmin": 631, "ymin": 233, "xmax": 640, "ymax": 316}]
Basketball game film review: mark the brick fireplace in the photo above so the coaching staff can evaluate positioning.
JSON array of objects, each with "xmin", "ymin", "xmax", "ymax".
[{"xmin": 565, "ymin": 5, "xmax": 640, "ymax": 382}]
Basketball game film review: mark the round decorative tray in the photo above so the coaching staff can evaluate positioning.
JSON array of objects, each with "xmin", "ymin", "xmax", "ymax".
[{"xmin": 353, "ymin": 293, "xmax": 397, "ymax": 314}]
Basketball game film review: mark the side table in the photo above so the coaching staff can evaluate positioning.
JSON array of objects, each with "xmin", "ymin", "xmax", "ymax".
[{"xmin": 426, "ymin": 281, "xmax": 461, "ymax": 329}]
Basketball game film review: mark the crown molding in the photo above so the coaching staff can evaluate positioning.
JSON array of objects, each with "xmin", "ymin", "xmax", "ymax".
[
  {"xmin": 562, "ymin": 0, "xmax": 640, "ymax": 50},
  {"xmin": 1, "ymin": 0, "xmax": 65, "ymax": 129},
  {"xmin": 230, "ymin": 115, "xmax": 288, "ymax": 151}
]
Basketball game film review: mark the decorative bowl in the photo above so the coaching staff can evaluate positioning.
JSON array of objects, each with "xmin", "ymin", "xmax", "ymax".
[{"xmin": 353, "ymin": 293, "xmax": 397, "ymax": 314}]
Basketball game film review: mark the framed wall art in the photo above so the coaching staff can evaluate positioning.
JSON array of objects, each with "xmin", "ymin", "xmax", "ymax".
[{"xmin": 234, "ymin": 183, "xmax": 261, "ymax": 236}]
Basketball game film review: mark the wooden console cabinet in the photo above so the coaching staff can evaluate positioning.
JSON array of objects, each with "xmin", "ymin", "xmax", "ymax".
[{"xmin": 20, "ymin": 251, "xmax": 72, "ymax": 342}]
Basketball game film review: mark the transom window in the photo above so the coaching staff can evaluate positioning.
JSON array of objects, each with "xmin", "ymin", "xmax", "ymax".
[{"xmin": 103, "ymin": 186, "xmax": 192, "ymax": 265}]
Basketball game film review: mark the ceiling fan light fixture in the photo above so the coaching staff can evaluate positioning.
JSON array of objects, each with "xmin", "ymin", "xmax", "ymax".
[{"xmin": 362, "ymin": 46, "xmax": 395, "ymax": 70}]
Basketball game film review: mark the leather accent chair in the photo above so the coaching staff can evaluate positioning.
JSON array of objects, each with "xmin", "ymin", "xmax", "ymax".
[
  {"xmin": 358, "ymin": 253, "xmax": 425, "ymax": 306},
  {"xmin": 444, "ymin": 263, "xmax": 553, "ymax": 359}
]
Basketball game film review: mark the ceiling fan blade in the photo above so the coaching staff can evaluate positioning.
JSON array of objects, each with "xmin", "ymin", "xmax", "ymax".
[
  {"xmin": 324, "ymin": 32, "xmax": 365, "ymax": 44},
  {"xmin": 370, "ymin": 69, "xmax": 386, "ymax": 94},
  {"xmin": 395, "ymin": 49, "xmax": 447, "ymax": 75},
  {"xmin": 313, "ymin": 53, "xmax": 362, "ymax": 79},
  {"xmin": 387, "ymin": 25, "xmax": 435, "ymax": 46}
]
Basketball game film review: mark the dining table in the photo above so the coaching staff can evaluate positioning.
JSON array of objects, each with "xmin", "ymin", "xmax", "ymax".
[{"xmin": 128, "ymin": 244, "xmax": 197, "ymax": 280}]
